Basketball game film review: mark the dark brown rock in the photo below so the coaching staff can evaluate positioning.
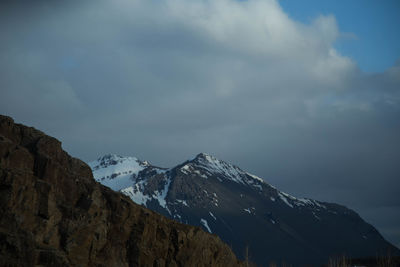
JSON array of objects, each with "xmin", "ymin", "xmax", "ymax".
[{"xmin": 0, "ymin": 115, "xmax": 243, "ymax": 267}]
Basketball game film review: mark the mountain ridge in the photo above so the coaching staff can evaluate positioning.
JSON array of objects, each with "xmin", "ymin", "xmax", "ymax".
[{"xmin": 89, "ymin": 152, "xmax": 400, "ymax": 266}]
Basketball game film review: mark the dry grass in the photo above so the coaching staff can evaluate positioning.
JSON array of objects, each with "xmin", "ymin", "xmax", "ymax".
[
  {"xmin": 328, "ymin": 255, "xmax": 350, "ymax": 267},
  {"xmin": 376, "ymin": 251, "xmax": 396, "ymax": 267},
  {"xmin": 327, "ymin": 252, "xmax": 399, "ymax": 267}
]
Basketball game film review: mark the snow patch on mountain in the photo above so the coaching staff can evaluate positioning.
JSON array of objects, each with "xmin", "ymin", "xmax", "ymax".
[
  {"xmin": 246, "ymin": 172, "xmax": 264, "ymax": 183},
  {"xmin": 295, "ymin": 198, "xmax": 327, "ymax": 209},
  {"xmin": 193, "ymin": 153, "xmax": 247, "ymax": 185},
  {"xmin": 121, "ymin": 174, "xmax": 173, "ymax": 215},
  {"xmin": 176, "ymin": 199, "xmax": 189, "ymax": 207},
  {"xmin": 209, "ymin": 212, "xmax": 216, "ymax": 220},
  {"xmin": 180, "ymin": 164, "xmax": 191, "ymax": 174},
  {"xmin": 277, "ymin": 191, "xmax": 327, "ymax": 210},
  {"xmin": 191, "ymin": 153, "xmax": 270, "ymax": 193},
  {"xmin": 278, "ymin": 192, "xmax": 294, "ymax": 208},
  {"xmin": 153, "ymin": 176, "xmax": 172, "ymax": 214},
  {"xmin": 121, "ymin": 182, "xmax": 151, "ymax": 206},
  {"xmin": 200, "ymin": 218, "xmax": 212, "ymax": 233},
  {"xmin": 88, "ymin": 154, "xmax": 146, "ymax": 191}
]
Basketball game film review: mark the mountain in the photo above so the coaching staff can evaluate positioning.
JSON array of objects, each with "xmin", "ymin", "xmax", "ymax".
[
  {"xmin": 0, "ymin": 115, "xmax": 243, "ymax": 266},
  {"xmin": 89, "ymin": 153, "xmax": 400, "ymax": 266}
]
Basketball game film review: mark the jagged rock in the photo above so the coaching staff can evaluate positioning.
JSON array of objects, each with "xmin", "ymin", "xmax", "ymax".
[{"xmin": 0, "ymin": 115, "xmax": 243, "ymax": 267}]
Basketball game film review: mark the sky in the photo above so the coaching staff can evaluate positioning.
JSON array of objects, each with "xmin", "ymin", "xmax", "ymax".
[
  {"xmin": 0, "ymin": 0, "xmax": 399, "ymax": 249},
  {"xmin": 280, "ymin": 0, "xmax": 400, "ymax": 73}
]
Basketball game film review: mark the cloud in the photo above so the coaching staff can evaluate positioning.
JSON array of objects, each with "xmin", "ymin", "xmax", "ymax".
[{"xmin": 0, "ymin": 0, "xmax": 399, "ymax": 247}]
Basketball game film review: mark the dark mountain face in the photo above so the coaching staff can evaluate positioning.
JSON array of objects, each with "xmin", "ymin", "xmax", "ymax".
[
  {"xmin": 0, "ymin": 115, "xmax": 243, "ymax": 267},
  {"xmin": 89, "ymin": 152, "xmax": 400, "ymax": 266}
]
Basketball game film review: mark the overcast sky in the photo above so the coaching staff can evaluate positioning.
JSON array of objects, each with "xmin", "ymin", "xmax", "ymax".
[{"xmin": 1, "ymin": 0, "xmax": 399, "ymax": 248}]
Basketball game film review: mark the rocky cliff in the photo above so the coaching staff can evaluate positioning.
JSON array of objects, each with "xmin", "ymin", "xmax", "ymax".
[{"xmin": 0, "ymin": 115, "xmax": 243, "ymax": 267}]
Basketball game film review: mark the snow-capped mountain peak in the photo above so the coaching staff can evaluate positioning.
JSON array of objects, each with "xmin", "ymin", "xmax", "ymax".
[
  {"xmin": 87, "ymin": 152, "xmax": 399, "ymax": 266},
  {"xmin": 89, "ymin": 152, "xmax": 326, "ymax": 211},
  {"xmin": 185, "ymin": 152, "xmax": 268, "ymax": 190},
  {"xmin": 88, "ymin": 154, "xmax": 149, "ymax": 191}
]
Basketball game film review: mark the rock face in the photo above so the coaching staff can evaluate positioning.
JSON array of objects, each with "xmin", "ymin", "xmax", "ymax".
[
  {"xmin": 0, "ymin": 115, "xmax": 243, "ymax": 267},
  {"xmin": 89, "ymin": 153, "xmax": 400, "ymax": 266}
]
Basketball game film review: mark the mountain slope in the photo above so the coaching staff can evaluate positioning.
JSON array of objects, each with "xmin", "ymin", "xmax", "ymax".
[
  {"xmin": 0, "ymin": 115, "xmax": 243, "ymax": 267},
  {"xmin": 89, "ymin": 152, "xmax": 400, "ymax": 266}
]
